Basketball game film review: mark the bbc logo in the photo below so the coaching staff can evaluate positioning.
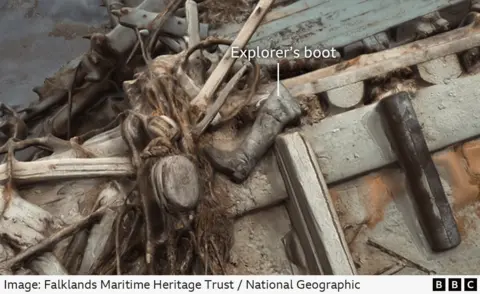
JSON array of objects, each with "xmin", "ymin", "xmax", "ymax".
[{"xmin": 433, "ymin": 278, "xmax": 477, "ymax": 291}]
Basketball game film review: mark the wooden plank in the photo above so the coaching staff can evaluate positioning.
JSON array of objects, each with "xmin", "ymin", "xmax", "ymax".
[
  {"xmin": 283, "ymin": 18, "xmax": 480, "ymax": 97},
  {"xmin": 275, "ymin": 132, "xmax": 356, "ymax": 275},
  {"xmin": 301, "ymin": 74, "xmax": 480, "ymax": 184},
  {"xmin": 217, "ymin": 0, "xmax": 323, "ymax": 36},
  {"xmin": 223, "ymin": 18, "xmax": 480, "ymax": 113},
  {"xmin": 1, "ymin": 157, "xmax": 134, "ymax": 184},
  {"xmin": 213, "ymin": 0, "xmax": 463, "ymax": 51}
]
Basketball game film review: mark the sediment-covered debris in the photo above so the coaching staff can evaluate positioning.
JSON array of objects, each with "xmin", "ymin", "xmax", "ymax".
[
  {"xmin": 0, "ymin": 0, "xmax": 282, "ymax": 275},
  {"xmin": 1, "ymin": 0, "xmax": 480, "ymax": 276}
]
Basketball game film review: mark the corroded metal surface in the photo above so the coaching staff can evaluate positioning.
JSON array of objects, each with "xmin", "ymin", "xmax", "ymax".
[{"xmin": 378, "ymin": 92, "xmax": 460, "ymax": 252}]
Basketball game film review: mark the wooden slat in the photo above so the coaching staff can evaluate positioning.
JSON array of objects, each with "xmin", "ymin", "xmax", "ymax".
[
  {"xmin": 2, "ymin": 157, "xmax": 134, "ymax": 184},
  {"xmin": 225, "ymin": 17, "xmax": 480, "ymax": 112},
  {"xmin": 213, "ymin": 0, "xmax": 464, "ymax": 51},
  {"xmin": 275, "ymin": 132, "xmax": 356, "ymax": 275},
  {"xmin": 283, "ymin": 17, "xmax": 480, "ymax": 97}
]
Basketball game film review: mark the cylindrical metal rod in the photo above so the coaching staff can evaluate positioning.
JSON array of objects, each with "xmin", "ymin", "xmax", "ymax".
[{"xmin": 378, "ymin": 92, "xmax": 461, "ymax": 252}]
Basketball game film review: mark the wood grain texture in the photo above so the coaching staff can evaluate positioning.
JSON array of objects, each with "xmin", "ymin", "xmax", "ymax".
[
  {"xmin": 213, "ymin": 0, "xmax": 464, "ymax": 50},
  {"xmin": 283, "ymin": 15, "xmax": 480, "ymax": 97},
  {"xmin": 225, "ymin": 17, "xmax": 480, "ymax": 112},
  {"xmin": 0, "ymin": 187, "xmax": 67, "ymax": 274},
  {"xmin": 0, "ymin": 157, "xmax": 133, "ymax": 184},
  {"xmin": 190, "ymin": 0, "xmax": 275, "ymax": 111},
  {"xmin": 275, "ymin": 132, "xmax": 356, "ymax": 275}
]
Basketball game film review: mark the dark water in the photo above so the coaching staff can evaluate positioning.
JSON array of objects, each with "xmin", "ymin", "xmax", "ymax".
[{"xmin": 0, "ymin": 0, "xmax": 108, "ymax": 106}]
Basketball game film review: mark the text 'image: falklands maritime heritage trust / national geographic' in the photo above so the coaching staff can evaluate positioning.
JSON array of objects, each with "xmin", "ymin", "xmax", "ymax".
[{"xmin": 3, "ymin": 278, "xmax": 361, "ymax": 292}]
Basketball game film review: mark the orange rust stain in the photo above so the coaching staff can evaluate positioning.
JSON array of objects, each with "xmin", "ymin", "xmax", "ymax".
[
  {"xmin": 454, "ymin": 210, "xmax": 477, "ymax": 240},
  {"xmin": 328, "ymin": 188, "xmax": 347, "ymax": 221},
  {"xmin": 462, "ymin": 140, "xmax": 480, "ymax": 175},
  {"xmin": 334, "ymin": 56, "xmax": 361, "ymax": 71},
  {"xmin": 454, "ymin": 214, "xmax": 467, "ymax": 239},
  {"xmin": 364, "ymin": 174, "xmax": 393, "ymax": 228},
  {"xmin": 433, "ymin": 150, "xmax": 479, "ymax": 211},
  {"xmin": 151, "ymin": 109, "xmax": 162, "ymax": 117},
  {"xmin": 329, "ymin": 188, "xmax": 339, "ymax": 204}
]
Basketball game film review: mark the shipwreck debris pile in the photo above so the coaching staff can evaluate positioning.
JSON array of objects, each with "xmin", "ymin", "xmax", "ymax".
[
  {"xmin": 0, "ymin": 0, "xmax": 283, "ymax": 275},
  {"xmin": 0, "ymin": 0, "xmax": 480, "ymax": 276}
]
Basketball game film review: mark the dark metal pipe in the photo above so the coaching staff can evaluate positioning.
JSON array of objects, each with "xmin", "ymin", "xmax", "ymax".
[{"xmin": 378, "ymin": 92, "xmax": 461, "ymax": 252}]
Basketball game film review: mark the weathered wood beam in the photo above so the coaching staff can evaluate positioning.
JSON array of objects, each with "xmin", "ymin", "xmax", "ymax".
[
  {"xmin": 275, "ymin": 132, "xmax": 356, "ymax": 275},
  {"xmin": 1, "ymin": 157, "xmax": 133, "ymax": 184},
  {"xmin": 0, "ymin": 188, "xmax": 67, "ymax": 274},
  {"xmin": 78, "ymin": 181, "xmax": 126, "ymax": 274},
  {"xmin": 190, "ymin": 0, "xmax": 275, "ymax": 113},
  {"xmin": 213, "ymin": 0, "xmax": 464, "ymax": 50},
  {"xmin": 48, "ymin": 127, "xmax": 128, "ymax": 159},
  {"xmin": 283, "ymin": 14, "xmax": 480, "ymax": 97},
  {"xmin": 223, "ymin": 15, "xmax": 480, "ymax": 113},
  {"xmin": 185, "ymin": 0, "xmax": 204, "ymax": 85}
]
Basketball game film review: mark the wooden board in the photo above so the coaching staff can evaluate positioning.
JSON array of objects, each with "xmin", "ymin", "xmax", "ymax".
[
  {"xmin": 213, "ymin": 0, "xmax": 464, "ymax": 51},
  {"xmin": 302, "ymin": 74, "xmax": 480, "ymax": 184},
  {"xmin": 3, "ymin": 157, "xmax": 133, "ymax": 184},
  {"xmin": 224, "ymin": 16, "xmax": 480, "ymax": 111},
  {"xmin": 275, "ymin": 132, "xmax": 356, "ymax": 275}
]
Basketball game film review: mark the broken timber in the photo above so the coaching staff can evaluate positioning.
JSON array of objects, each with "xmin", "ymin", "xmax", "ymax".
[
  {"xmin": 223, "ymin": 14, "xmax": 480, "ymax": 113},
  {"xmin": 0, "ymin": 188, "xmax": 66, "ymax": 274},
  {"xmin": 213, "ymin": 0, "xmax": 464, "ymax": 50},
  {"xmin": 283, "ymin": 13, "xmax": 480, "ymax": 97},
  {"xmin": 190, "ymin": 0, "xmax": 274, "ymax": 113},
  {"xmin": 275, "ymin": 132, "xmax": 356, "ymax": 275},
  {"xmin": 1, "ymin": 157, "xmax": 133, "ymax": 184}
]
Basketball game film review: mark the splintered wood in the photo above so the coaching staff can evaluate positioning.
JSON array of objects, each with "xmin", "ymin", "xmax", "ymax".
[
  {"xmin": 0, "ymin": 157, "xmax": 133, "ymax": 184},
  {"xmin": 190, "ymin": 0, "xmax": 274, "ymax": 114}
]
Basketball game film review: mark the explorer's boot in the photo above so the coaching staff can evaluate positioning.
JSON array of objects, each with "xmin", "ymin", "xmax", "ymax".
[{"xmin": 204, "ymin": 83, "xmax": 302, "ymax": 183}]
